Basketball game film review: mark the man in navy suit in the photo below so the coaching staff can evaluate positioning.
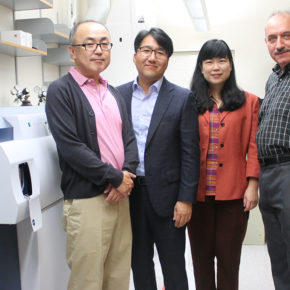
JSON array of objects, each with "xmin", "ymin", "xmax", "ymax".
[{"xmin": 118, "ymin": 28, "xmax": 200, "ymax": 290}]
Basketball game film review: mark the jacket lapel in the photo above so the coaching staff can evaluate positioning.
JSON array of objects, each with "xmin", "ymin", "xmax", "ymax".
[
  {"xmin": 201, "ymin": 110, "xmax": 210, "ymax": 125},
  {"xmin": 122, "ymin": 82, "xmax": 133, "ymax": 120},
  {"xmin": 146, "ymin": 79, "xmax": 174, "ymax": 148},
  {"xmin": 220, "ymin": 110, "xmax": 230, "ymax": 122},
  {"xmin": 200, "ymin": 106, "xmax": 230, "ymax": 127}
]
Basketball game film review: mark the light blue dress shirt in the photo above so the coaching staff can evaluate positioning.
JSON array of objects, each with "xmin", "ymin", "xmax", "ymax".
[{"xmin": 131, "ymin": 77, "xmax": 163, "ymax": 176}]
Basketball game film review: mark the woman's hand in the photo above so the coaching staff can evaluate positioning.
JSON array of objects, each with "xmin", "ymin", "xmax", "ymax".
[{"xmin": 243, "ymin": 177, "xmax": 259, "ymax": 211}]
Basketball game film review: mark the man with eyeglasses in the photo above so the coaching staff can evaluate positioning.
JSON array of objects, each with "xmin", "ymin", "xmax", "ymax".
[
  {"xmin": 45, "ymin": 20, "xmax": 138, "ymax": 290},
  {"xmin": 118, "ymin": 28, "xmax": 200, "ymax": 290}
]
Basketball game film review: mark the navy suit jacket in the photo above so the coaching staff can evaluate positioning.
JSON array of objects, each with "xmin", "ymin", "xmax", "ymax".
[{"xmin": 118, "ymin": 78, "xmax": 200, "ymax": 217}]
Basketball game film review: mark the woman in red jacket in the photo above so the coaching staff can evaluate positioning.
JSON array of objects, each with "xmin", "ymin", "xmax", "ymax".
[{"xmin": 187, "ymin": 39, "xmax": 260, "ymax": 290}]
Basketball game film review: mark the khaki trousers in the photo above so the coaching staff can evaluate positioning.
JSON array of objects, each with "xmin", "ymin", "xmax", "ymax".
[{"xmin": 62, "ymin": 194, "xmax": 132, "ymax": 290}]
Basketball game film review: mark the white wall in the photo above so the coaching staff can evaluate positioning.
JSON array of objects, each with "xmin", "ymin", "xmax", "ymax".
[
  {"xmin": 101, "ymin": 0, "xmax": 136, "ymax": 85},
  {"xmin": 0, "ymin": 5, "xmax": 15, "ymax": 106}
]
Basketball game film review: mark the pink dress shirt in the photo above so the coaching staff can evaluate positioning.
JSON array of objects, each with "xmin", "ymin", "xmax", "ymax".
[{"xmin": 70, "ymin": 67, "xmax": 124, "ymax": 171}]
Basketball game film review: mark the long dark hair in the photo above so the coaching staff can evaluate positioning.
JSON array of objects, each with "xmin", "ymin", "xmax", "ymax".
[{"xmin": 190, "ymin": 39, "xmax": 245, "ymax": 114}]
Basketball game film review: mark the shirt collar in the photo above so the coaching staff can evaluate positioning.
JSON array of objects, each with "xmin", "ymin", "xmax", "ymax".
[
  {"xmin": 209, "ymin": 96, "xmax": 221, "ymax": 110},
  {"xmin": 132, "ymin": 77, "xmax": 163, "ymax": 93},
  {"xmin": 69, "ymin": 66, "xmax": 108, "ymax": 87},
  {"xmin": 272, "ymin": 63, "xmax": 290, "ymax": 77}
]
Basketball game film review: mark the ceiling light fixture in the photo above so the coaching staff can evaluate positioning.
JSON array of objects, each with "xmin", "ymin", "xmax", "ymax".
[{"xmin": 183, "ymin": 0, "xmax": 209, "ymax": 31}]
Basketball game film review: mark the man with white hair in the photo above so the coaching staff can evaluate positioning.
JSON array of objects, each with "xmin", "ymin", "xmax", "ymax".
[{"xmin": 256, "ymin": 10, "xmax": 290, "ymax": 290}]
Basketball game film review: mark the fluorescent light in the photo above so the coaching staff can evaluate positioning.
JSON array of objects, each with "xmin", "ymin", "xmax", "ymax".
[
  {"xmin": 184, "ymin": 0, "xmax": 204, "ymax": 18},
  {"xmin": 183, "ymin": 0, "xmax": 209, "ymax": 31},
  {"xmin": 193, "ymin": 18, "xmax": 208, "ymax": 32}
]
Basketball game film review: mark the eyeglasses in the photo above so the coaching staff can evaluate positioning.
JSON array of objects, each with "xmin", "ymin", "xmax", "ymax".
[
  {"xmin": 71, "ymin": 42, "xmax": 113, "ymax": 51},
  {"xmin": 138, "ymin": 46, "xmax": 168, "ymax": 59}
]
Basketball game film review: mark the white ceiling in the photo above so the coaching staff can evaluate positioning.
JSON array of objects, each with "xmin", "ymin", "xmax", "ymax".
[{"xmin": 154, "ymin": 0, "xmax": 280, "ymax": 30}]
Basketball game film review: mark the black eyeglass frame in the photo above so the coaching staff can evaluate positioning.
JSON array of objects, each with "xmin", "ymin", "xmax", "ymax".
[
  {"xmin": 137, "ymin": 46, "xmax": 168, "ymax": 58},
  {"xmin": 71, "ymin": 42, "xmax": 113, "ymax": 51}
]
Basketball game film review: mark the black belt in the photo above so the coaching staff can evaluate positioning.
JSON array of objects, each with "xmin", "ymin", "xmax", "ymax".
[
  {"xmin": 135, "ymin": 176, "xmax": 146, "ymax": 186},
  {"xmin": 258, "ymin": 155, "xmax": 290, "ymax": 166}
]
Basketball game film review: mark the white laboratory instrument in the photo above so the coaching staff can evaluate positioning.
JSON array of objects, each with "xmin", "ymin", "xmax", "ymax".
[{"xmin": 0, "ymin": 106, "xmax": 69, "ymax": 290}]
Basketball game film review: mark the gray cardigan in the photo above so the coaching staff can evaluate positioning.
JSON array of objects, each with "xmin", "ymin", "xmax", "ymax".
[{"xmin": 45, "ymin": 73, "xmax": 138, "ymax": 200}]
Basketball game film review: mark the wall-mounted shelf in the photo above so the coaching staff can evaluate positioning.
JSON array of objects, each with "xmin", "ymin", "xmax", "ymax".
[
  {"xmin": 43, "ymin": 47, "xmax": 74, "ymax": 66},
  {"xmin": 0, "ymin": 0, "xmax": 53, "ymax": 10},
  {"xmin": 42, "ymin": 24, "xmax": 70, "ymax": 43},
  {"xmin": 15, "ymin": 18, "xmax": 70, "ymax": 44},
  {"xmin": 0, "ymin": 39, "xmax": 47, "ymax": 56}
]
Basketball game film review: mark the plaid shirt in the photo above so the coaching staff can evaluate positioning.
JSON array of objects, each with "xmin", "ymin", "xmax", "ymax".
[
  {"xmin": 256, "ymin": 63, "xmax": 290, "ymax": 158},
  {"xmin": 206, "ymin": 104, "xmax": 220, "ymax": 196}
]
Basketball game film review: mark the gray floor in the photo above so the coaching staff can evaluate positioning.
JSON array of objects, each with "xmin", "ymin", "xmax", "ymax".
[{"xmin": 129, "ymin": 238, "xmax": 275, "ymax": 290}]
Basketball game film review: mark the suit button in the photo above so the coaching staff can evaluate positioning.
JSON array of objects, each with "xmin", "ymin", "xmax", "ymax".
[
  {"xmin": 219, "ymin": 163, "xmax": 223, "ymax": 167},
  {"xmin": 221, "ymin": 122, "xmax": 225, "ymax": 127},
  {"xmin": 220, "ymin": 144, "xmax": 224, "ymax": 148}
]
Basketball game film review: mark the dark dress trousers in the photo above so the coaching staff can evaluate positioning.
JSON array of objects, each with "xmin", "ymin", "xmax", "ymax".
[{"xmin": 118, "ymin": 78, "xmax": 200, "ymax": 290}]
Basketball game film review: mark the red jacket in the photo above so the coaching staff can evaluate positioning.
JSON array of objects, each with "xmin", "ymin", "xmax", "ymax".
[{"xmin": 197, "ymin": 92, "xmax": 260, "ymax": 201}]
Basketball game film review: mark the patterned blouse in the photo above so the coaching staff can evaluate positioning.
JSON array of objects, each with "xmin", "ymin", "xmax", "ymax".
[{"xmin": 206, "ymin": 103, "xmax": 220, "ymax": 196}]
